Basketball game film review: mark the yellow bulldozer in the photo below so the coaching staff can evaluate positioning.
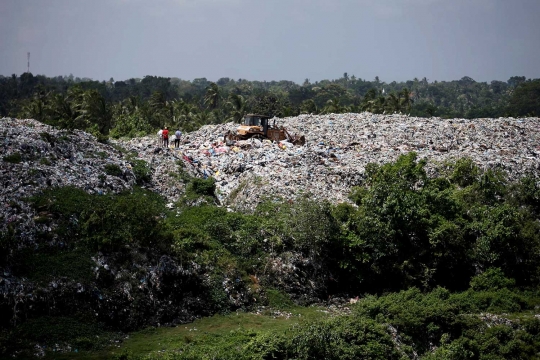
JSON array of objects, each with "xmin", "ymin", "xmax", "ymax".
[{"xmin": 225, "ymin": 114, "xmax": 305, "ymax": 145}]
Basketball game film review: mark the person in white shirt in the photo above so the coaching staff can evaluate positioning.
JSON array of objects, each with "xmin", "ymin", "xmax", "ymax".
[{"xmin": 157, "ymin": 129, "xmax": 163, "ymax": 147}]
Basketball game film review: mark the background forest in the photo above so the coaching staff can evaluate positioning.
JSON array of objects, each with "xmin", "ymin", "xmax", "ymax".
[{"xmin": 1, "ymin": 73, "xmax": 539, "ymax": 139}]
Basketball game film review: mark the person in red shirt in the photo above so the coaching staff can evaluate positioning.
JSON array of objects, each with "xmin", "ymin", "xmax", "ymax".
[{"xmin": 162, "ymin": 127, "xmax": 169, "ymax": 148}]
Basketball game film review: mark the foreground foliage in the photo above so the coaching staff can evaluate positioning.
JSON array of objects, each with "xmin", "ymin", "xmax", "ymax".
[
  {"xmin": 43, "ymin": 286, "xmax": 540, "ymax": 360},
  {"xmin": 3, "ymin": 154, "xmax": 540, "ymax": 358}
]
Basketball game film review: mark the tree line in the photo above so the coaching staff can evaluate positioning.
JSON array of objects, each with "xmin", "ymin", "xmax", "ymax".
[{"xmin": 0, "ymin": 72, "xmax": 539, "ymax": 138}]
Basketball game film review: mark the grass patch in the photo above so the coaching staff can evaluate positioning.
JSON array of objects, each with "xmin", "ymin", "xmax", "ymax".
[
  {"xmin": 171, "ymin": 160, "xmax": 193, "ymax": 183},
  {"xmin": 186, "ymin": 178, "xmax": 216, "ymax": 198},
  {"xmin": 111, "ymin": 143, "xmax": 129, "ymax": 154},
  {"xmin": 95, "ymin": 151, "xmax": 108, "ymax": 159},
  {"xmin": 227, "ymin": 180, "xmax": 248, "ymax": 204},
  {"xmin": 3, "ymin": 152, "xmax": 22, "ymax": 164},
  {"xmin": 40, "ymin": 157, "xmax": 52, "ymax": 166},
  {"xmin": 44, "ymin": 307, "xmax": 331, "ymax": 359}
]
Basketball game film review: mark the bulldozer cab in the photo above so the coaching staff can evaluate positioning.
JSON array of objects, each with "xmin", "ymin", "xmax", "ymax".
[
  {"xmin": 226, "ymin": 114, "xmax": 305, "ymax": 145},
  {"xmin": 243, "ymin": 114, "xmax": 269, "ymax": 127}
]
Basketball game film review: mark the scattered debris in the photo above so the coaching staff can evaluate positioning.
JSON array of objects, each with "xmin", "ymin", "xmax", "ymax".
[
  {"xmin": 4, "ymin": 114, "xmax": 540, "ymax": 249},
  {"xmin": 118, "ymin": 113, "xmax": 540, "ymax": 211}
]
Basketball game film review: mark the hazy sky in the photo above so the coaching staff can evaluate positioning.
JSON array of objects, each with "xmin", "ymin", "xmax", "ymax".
[{"xmin": 1, "ymin": 0, "xmax": 539, "ymax": 84}]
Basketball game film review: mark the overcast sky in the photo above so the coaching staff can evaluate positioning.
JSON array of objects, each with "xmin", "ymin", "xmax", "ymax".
[{"xmin": 1, "ymin": 0, "xmax": 539, "ymax": 84}]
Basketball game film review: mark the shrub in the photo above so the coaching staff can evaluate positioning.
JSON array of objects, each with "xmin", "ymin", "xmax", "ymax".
[
  {"xmin": 18, "ymin": 247, "xmax": 94, "ymax": 285},
  {"xmin": 104, "ymin": 163, "xmax": 123, "ymax": 177},
  {"xmin": 186, "ymin": 178, "xmax": 216, "ymax": 197},
  {"xmin": 30, "ymin": 186, "xmax": 166, "ymax": 250},
  {"xmin": 130, "ymin": 159, "xmax": 152, "ymax": 185},
  {"xmin": 470, "ymin": 268, "xmax": 515, "ymax": 291},
  {"xmin": 3, "ymin": 152, "xmax": 22, "ymax": 164},
  {"xmin": 353, "ymin": 287, "xmax": 537, "ymax": 358},
  {"xmin": 265, "ymin": 288, "xmax": 295, "ymax": 309},
  {"xmin": 289, "ymin": 317, "xmax": 402, "ymax": 360},
  {"xmin": 450, "ymin": 157, "xmax": 480, "ymax": 187},
  {"xmin": 39, "ymin": 132, "xmax": 56, "ymax": 145}
]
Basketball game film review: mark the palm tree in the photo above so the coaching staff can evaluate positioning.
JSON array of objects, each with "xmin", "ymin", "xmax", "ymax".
[
  {"xmin": 47, "ymin": 87, "xmax": 84, "ymax": 130},
  {"xmin": 185, "ymin": 109, "xmax": 215, "ymax": 131},
  {"xmin": 226, "ymin": 93, "xmax": 246, "ymax": 123},
  {"xmin": 360, "ymin": 89, "xmax": 389, "ymax": 114},
  {"xmin": 110, "ymin": 96, "xmax": 154, "ymax": 137},
  {"xmin": 360, "ymin": 88, "xmax": 377, "ymax": 112},
  {"xmin": 149, "ymin": 91, "xmax": 172, "ymax": 128},
  {"xmin": 19, "ymin": 91, "xmax": 49, "ymax": 121},
  {"xmin": 386, "ymin": 93, "xmax": 401, "ymax": 113},
  {"xmin": 321, "ymin": 98, "xmax": 350, "ymax": 114},
  {"xmin": 80, "ymin": 90, "xmax": 112, "ymax": 134},
  {"xmin": 170, "ymin": 99, "xmax": 199, "ymax": 129},
  {"xmin": 149, "ymin": 91, "xmax": 166, "ymax": 111},
  {"xmin": 204, "ymin": 82, "xmax": 220, "ymax": 110},
  {"xmin": 399, "ymin": 88, "xmax": 412, "ymax": 112},
  {"xmin": 373, "ymin": 96, "xmax": 386, "ymax": 114},
  {"xmin": 300, "ymin": 99, "xmax": 318, "ymax": 114}
]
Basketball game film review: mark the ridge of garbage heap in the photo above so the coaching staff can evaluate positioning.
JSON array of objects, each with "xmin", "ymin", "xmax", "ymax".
[
  {"xmin": 3, "ymin": 113, "xmax": 540, "ymax": 249},
  {"xmin": 118, "ymin": 113, "xmax": 540, "ymax": 212}
]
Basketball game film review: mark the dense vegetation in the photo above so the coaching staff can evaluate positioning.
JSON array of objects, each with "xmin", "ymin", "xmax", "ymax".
[
  {"xmin": 122, "ymin": 287, "xmax": 540, "ymax": 360},
  {"xmin": 1, "ymin": 73, "xmax": 539, "ymax": 140},
  {"xmin": 3, "ymin": 153, "xmax": 540, "ymax": 358}
]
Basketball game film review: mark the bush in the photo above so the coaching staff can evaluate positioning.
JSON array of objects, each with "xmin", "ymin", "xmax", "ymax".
[
  {"xmin": 104, "ymin": 163, "xmax": 123, "ymax": 177},
  {"xmin": 450, "ymin": 157, "xmax": 480, "ymax": 187},
  {"xmin": 288, "ymin": 317, "xmax": 402, "ymax": 360},
  {"xmin": 470, "ymin": 268, "xmax": 515, "ymax": 291},
  {"xmin": 0, "ymin": 227, "xmax": 15, "ymax": 266},
  {"xmin": 31, "ymin": 186, "xmax": 166, "ymax": 250},
  {"xmin": 39, "ymin": 157, "xmax": 51, "ymax": 165},
  {"xmin": 130, "ymin": 159, "xmax": 152, "ymax": 185},
  {"xmin": 353, "ymin": 287, "xmax": 537, "ymax": 358},
  {"xmin": 18, "ymin": 247, "xmax": 94, "ymax": 285},
  {"xmin": 186, "ymin": 178, "xmax": 216, "ymax": 197},
  {"xmin": 265, "ymin": 289, "xmax": 295, "ymax": 309},
  {"xmin": 3, "ymin": 152, "xmax": 22, "ymax": 164},
  {"xmin": 39, "ymin": 132, "xmax": 56, "ymax": 145}
]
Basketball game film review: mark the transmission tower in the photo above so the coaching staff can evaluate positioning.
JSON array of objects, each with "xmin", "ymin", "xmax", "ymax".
[{"xmin": 27, "ymin": 52, "xmax": 30, "ymax": 73}]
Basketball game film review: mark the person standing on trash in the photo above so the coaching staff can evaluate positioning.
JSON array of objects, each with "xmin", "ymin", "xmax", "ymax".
[
  {"xmin": 174, "ymin": 129, "xmax": 182, "ymax": 148},
  {"xmin": 157, "ymin": 129, "xmax": 163, "ymax": 147},
  {"xmin": 162, "ymin": 127, "xmax": 169, "ymax": 148}
]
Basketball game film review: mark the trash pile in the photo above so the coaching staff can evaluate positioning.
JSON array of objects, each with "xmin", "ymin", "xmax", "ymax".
[
  {"xmin": 118, "ymin": 113, "xmax": 540, "ymax": 211},
  {"xmin": 3, "ymin": 114, "xmax": 540, "ymax": 242},
  {"xmin": 0, "ymin": 118, "xmax": 136, "ymax": 247}
]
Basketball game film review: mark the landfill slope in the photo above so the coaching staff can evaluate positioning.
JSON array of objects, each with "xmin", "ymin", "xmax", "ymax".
[
  {"xmin": 119, "ymin": 113, "xmax": 540, "ymax": 211},
  {"xmin": 3, "ymin": 114, "xmax": 540, "ymax": 227},
  {"xmin": 1, "ymin": 118, "xmax": 137, "ymax": 248}
]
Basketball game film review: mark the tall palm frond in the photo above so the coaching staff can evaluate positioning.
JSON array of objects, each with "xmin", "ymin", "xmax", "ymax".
[{"xmin": 204, "ymin": 82, "xmax": 220, "ymax": 110}]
